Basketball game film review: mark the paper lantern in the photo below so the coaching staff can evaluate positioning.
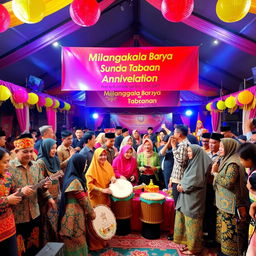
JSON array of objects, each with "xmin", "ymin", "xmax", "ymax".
[
  {"xmin": 216, "ymin": 0, "xmax": 251, "ymax": 23},
  {"xmin": 0, "ymin": 85, "xmax": 11, "ymax": 101},
  {"xmin": 225, "ymin": 96, "xmax": 236, "ymax": 108},
  {"xmin": 27, "ymin": 92, "xmax": 39, "ymax": 105},
  {"xmin": 12, "ymin": 0, "xmax": 46, "ymax": 24},
  {"xmin": 161, "ymin": 0, "xmax": 194, "ymax": 22},
  {"xmin": 0, "ymin": 4, "xmax": 10, "ymax": 33},
  {"xmin": 237, "ymin": 90, "xmax": 254, "ymax": 105},
  {"xmin": 13, "ymin": 89, "xmax": 28, "ymax": 103},
  {"xmin": 45, "ymin": 97, "xmax": 54, "ymax": 107},
  {"xmin": 217, "ymin": 100, "xmax": 226, "ymax": 110},
  {"xmin": 70, "ymin": 0, "xmax": 101, "ymax": 27},
  {"xmin": 206, "ymin": 102, "xmax": 212, "ymax": 111},
  {"xmin": 65, "ymin": 103, "xmax": 71, "ymax": 111},
  {"xmin": 53, "ymin": 99, "xmax": 60, "ymax": 109},
  {"xmin": 59, "ymin": 100, "xmax": 65, "ymax": 109},
  {"xmin": 250, "ymin": 0, "xmax": 256, "ymax": 13},
  {"xmin": 38, "ymin": 96, "xmax": 46, "ymax": 107}
]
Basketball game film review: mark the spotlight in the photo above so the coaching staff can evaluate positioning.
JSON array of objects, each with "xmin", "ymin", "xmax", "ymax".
[
  {"xmin": 213, "ymin": 39, "xmax": 219, "ymax": 45},
  {"xmin": 92, "ymin": 113, "xmax": 99, "ymax": 119},
  {"xmin": 185, "ymin": 110, "xmax": 193, "ymax": 116},
  {"xmin": 52, "ymin": 42, "xmax": 60, "ymax": 47}
]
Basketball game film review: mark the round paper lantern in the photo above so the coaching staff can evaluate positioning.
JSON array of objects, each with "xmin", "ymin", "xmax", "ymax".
[
  {"xmin": 0, "ymin": 85, "xmax": 11, "ymax": 101},
  {"xmin": 27, "ymin": 92, "xmax": 39, "ymax": 105},
  {"xmin": 70, "ymin": 0, "xmax": 101, "ymax": 27},
  {"xmin": 161, "ymin": 0, "xmax": 194, "ymax": 22},
  {"xmin": 237, "ymin": 90, "xmax": 254, "ymax": 105},
  {"xmin": 53, "ymin": 99, "xmax": 60, "ymax": 109},
  {"xmin": 216, "ymin": 0, "xmax": 251, "ymax": 23},
  {"xmin": 37, "ymin": 96, "xmax": 46, "ymax": 107},
  {"xmin": 12, "ymin": 0, "xmax": 46, "ymax": 24},
  {"xmin": 59, "ymin": 100, "xmax": 65, "ymax": 109},
  {"xmin": 45, "ymin": 97, "xmax": 54, "ymax": 107},
  {"xmin": 225, "ymin": 96, "xmax": 236, "ymax": 108},
  {"xmin": 13, "ymin": 89, "xmax": 28, "ymax": 103},
  {"xmin": 65, "ymin": 103, "xmax": 71, "ymax": 111},
  {"xmin": 206, "ymin": 102, "xmax": 212, "ymax": 111},
  {"xmin": 0, "ymin": 4, "xmax": 10, "ymax": 33},
  {"xmin": 217, "ymin": 100, "xmax": 226, "ymax": 110}
]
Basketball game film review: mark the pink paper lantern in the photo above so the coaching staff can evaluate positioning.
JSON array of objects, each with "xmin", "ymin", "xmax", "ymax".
[
  {"xmin": 161, "ymin": 0, "xmax": 194, "ymax": 22},
  {"xmin": 0, "ymin": 4, "xmax": 10, "ymax": 33},
  {"xmin": 13, "ymin": 88, "xmax": 28, "ymax": 103},
  {"xmin": 38, "ymin": 96, "xmax": 46, "ymax": 107},
  {"xmin": 70, "ymin": 0, "xmax": 101, "ymax": 27}
]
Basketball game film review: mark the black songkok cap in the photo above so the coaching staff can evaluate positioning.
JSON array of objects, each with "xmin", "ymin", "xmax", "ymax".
[
  {"xmin": 202, "ymin": 133, "xmax": 211, "ymax": 139},
  {"xmin": 122, "ymin": 128, "xmax": 128, "ymax": 133},
  {"xmin": 210, "ymin": 133, "xmax": 224, "ymax": 141},
  {"xmin": 116, "ymin": 126, "xmax": 122, "ymax": 130},
  {"xmin": 15, "ymin": 133, "xmax": 33, "ymax": 140},
  {"xmin": 61, "ymin": 130, "xmax": 72, "ymax": 138},
  {"xmin": 220, "ymin": 126, "xmax": 231, "ymax": 132},
  {"xmin": 147, "ymin": 127, "xmax": 153, "ymax": 130},
  {"xmin": 0, "ymin": 130, "xmax": 6, "ymax": 137},
  {"xmin": 105, "ymin": 133, "xmax": 115, "ymax": 139}
]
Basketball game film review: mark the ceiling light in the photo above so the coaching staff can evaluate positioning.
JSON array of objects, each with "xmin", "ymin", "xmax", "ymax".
[
  {"xmin": 213, "ymin": 39, "xmax": 219, "ymax": 45},
  {"xmin": 52, "ymin": 42, "xmax": 60, "ymax": 47}
]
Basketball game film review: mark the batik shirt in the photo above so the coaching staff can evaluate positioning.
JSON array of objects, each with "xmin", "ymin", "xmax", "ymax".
[{"xmin": 57, "ymin": 144, "xmax": 74, "ymax": 171}]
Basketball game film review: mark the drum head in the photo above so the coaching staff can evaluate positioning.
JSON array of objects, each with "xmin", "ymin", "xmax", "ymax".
[
  {"xmin": 140, "ymin": 192, "xmax": 165, "ymax": 201},
  {"xmin": 110, "ymin": 179, "xmax": 133, "ymax": 199},
  {"xmin": 92, "ymin": 205, "xmax": 116, "ymax": 240}
]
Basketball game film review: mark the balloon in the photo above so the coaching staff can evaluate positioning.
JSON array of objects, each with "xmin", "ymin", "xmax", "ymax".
[
  {"xmin": 27, "ymin": 92, "xmax": 39, "ymax": 105},
  {"xmin": 0, "ymin": 4, "xmax": 10, "ymax": 33},
  {"xmin": 45, "ymin": 97, "xmax": 54, "ymax": 107},
  {"xmin": 53, "ymin": 99, "xmax": 60, "ymax": 109},
  {"xmin": 250, "ymin": 0, "xmax": 256, "ymax": 13},
  {"xmin": 237, "ymin": 90, "xmax": 254, "ymax": 105},
  {"xmin": 216, "ymin": 0, "xmax": 251, "ymax": 23},
  {"xmin": 0, "ymin": 85, "xmax": 11, "ymax": 101},
  {"xmin": 38, "ymin": 96, "xmax": 46, "ymax": 107},
  {"xmin": 65, "ymin": 103, "xmax": 71, "ymax": 111},
  {"xmin": 59, "ymin": 100, "xmax": 65, "ymax": 109},
  {"xmin": 225, "ymin": 96, "xmax": 236, "ymax": 108},
  {"xmin": 206, "ymin": 102, "xmax": 212, "ymax": 111},
  {"xmin": 12, "ymin": 0, "xmax": 45, "ymax": 24},
  {"xmin": 13, "ymin": 88, "xmax": 28, "ymax": 103},
  {"xmin": 161, "ymin": 0, "xmax": 194, "ymax": 22},
  {"xmin": 70, "ymin": 0, "xmax": 101, "ymax": 27},
  {"xmin": 216, "ymin": 100, "xmax": 226, "ymax": 110}
]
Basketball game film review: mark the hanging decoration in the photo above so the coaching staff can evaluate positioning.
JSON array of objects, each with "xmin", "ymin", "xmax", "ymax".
[
  {"xmin": 27, "ymin": 92, "xmax": 39, "ymax": 105},
  {"xmin": 0, "ymin": 4, "xmax": 10, "ymax": 33},
  {"xmin": 216, "ymin": 100, "xmax": 226, "ymax": 110},
  {"xmin": 237, "ymin": 90, "xmax": 254, "ymax": 105},
  {"xmin": 59, "ymin": 100, "xmax": 65, "ymax": 109},
  {"xmin": 224, "ymin": 96, "xmax": 236, "ymax": 109},
  {"xmin": 70, "ymin": 0, "xmax": 101, "ymax": 27},
  {"xmin": 64, "ymin": 102, "xmax": 71, "ymax": 111},
  {"xmin": 53, "ymin": 99, "xmax": 60, "ymax": 109},
  {"xmin": 250, "ymin": 0, "xmax": 256, "ymax": 13},
  {"xmin": 37, "ymin": 95, "xmax": 46, "ymax": 107},
  {"xmin": 11, "ymin": 88, "xmax": 28, "ymax": 108},
  {"xmin": 161, "ymin": 0, "xmax": 194, "ymax": 22},
  {"xmin": 45, "ymin": 97, "xmax": 54, "ymax": 107},
  {"xmin": 0, "ymin": 85, "xmax": 11, "ymax": 101},
  {"xmin": 205, "ymin": 102, "xmax": 212, "ymax": 111}
]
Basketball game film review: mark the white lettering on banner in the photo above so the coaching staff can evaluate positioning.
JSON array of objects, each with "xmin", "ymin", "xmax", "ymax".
[{"xmin": 101, "ymin": 74, "xmax": 158, "ymax": 83}]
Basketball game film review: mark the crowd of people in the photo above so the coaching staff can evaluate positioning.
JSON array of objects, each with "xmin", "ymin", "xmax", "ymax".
[{"xmin": 0, "ymin": 118, "xmax": 256, "ymax": 256}]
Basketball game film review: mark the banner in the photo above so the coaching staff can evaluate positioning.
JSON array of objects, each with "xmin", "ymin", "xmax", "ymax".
[
  {"xmin": 86, "ymin": 91, "xmax": 180, "ymax": 108},
  {"xmin": 110, "ymin": 114, "xmax": 172, "ymax": 133},
  {"xmin": 62, "ymin": 46, "xmax": 198, "ymax": 91}
]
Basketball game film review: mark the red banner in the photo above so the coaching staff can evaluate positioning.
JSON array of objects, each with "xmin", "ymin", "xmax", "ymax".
[
  {"xmin": 86, "ymin": 91, "xmax": 180, "ymax": 108},
  {"xmin": 61, "ymin": 46, "xmax": 198, "ymax": 91}
]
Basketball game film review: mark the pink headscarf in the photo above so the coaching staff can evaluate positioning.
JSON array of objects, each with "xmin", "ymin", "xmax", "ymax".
[{"xmin": 112, "ymin": 145, "xmax": 138, "ymax": 181}]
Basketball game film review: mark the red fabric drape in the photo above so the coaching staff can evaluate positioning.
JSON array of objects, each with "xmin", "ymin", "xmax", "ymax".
[
  {"xmin": 46, "ymin": 108, "xmax": 57, "ymax": 133},
  {"xmin": 211, "ymin": 111, "xmax": 221, "ymax": 132},
  {"xmin": 15, "ymin": 106, "xmax": 30, "ymax": 133}
]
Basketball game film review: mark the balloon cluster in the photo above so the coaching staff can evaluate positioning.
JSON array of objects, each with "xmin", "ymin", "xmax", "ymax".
[
  {"xmin": 206, "ymin": 90, "xmax": 255, "ymax": 111},
  {"xmin": 0, "ymin": 85, "xmax": 71, "ymax": 111}
]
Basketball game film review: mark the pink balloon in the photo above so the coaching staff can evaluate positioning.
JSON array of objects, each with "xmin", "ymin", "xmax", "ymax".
[
  {"xmin": 38, "ymin": 96, "xmax": 46, "ymax": 107},
  {"xmin": 70, "ymin": 0, "xmax": 101, "ymax": 27},
  {"xmin": 0, "ymin": 4, "xmax": 10, "ymax": 33},
  {"xmin": 161, "ymin": 0, "xmax": 194, "ymax": 22},
  {"xmin": 13, "ymin": 89, "xmax": 28, "ymax": 103}
]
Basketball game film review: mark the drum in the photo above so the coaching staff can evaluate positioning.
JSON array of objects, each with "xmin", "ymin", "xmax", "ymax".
[
  {"xmin": 140, "ymin": 192, "xmax": 165, "ymax": 224},
  {"xmin": 91, "ymin": 205, "xmax": 116, "ymax": 240},
  {"xmin": 110, "ymin": 179, "xmax": 133, "ymax": 219}
]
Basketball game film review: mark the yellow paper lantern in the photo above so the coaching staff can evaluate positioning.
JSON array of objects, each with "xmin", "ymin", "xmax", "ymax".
[
  {"xmin": 225, "ymin": 96, "xmax": 236, "ymax": 108},
  {"xmin": 12, "ymin": 0, "xmax": 46, "ymax": 24},
  {"xmin": 45, "ymin": 97, "xmax": 53, "ymax": 107},
  {"xmin": 217, "ymin": 100, "xmax": 226, "ymax": 110},
  {"xmin": 216, "ymin": 0, "xmax": 251, "ymax": 23},
  {"xmin": 65, "ymin": 103, "xmax": 71, "ymax": 111},
  {"xmin": 0, "ymin": 85, "xmax": 11, "ymax": 101},
  {"xmin": 237, "ymin": 90, "xmax": 254, "ymax": 105},
  {"xmin": 53, "ymin": 99, "xmax": 60, "ymax": 109},
  {"xmin": 206, "ymin": 102, "xmax": 212, "ymax": 111},
  {"xmin": 27, "ymin": 92, "xmax": 39, "ymax": 105}
]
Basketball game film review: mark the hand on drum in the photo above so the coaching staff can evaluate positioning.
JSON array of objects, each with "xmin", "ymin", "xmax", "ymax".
[
  {"xmin": 129, "ymin": 176, "xmax": 135, "ymax": 182},
  {"xmin": 102, "ymin": 188, "xmax": 112, "ymax": 194},
  {"xmin": 111, "ymin": 176, "xmax": 117, "ymax": 184}
]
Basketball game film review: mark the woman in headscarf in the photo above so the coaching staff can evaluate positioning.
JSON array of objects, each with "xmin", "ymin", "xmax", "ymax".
[
  {"xmin": 94, "ymin": 133, "xmax": 106, "ymax": 149},
  {"xmin": 173, "ymin": 145, "xmax": 212, "ymax": 255},
  {"xmin": 131, "ymin": 130, "xmax": 141, "ymax": 151},
  {"xmin": 212, "ymin": 138, "xmax": 249, "ymax": 256},
  {"xmin": 137, "ymin": 138, "xmax": 160, "ymax": 185},
  {"xmin": 36, "ymin": 138, "xmax": 61, "ymax": 244},
  {"xmin": 85, "ymin": 147, "xmax": 116, "ymax": 251},
  {"xmin": 112, "ymin": 145, "xmax": 138, "ymax": 185},
  {"xmin": 58, "ymin": 154, "xmax": 95, "ymax": 256},
  {"xmin": 119, "ymin": 136, "xmax": 136, "ymax": 157}
]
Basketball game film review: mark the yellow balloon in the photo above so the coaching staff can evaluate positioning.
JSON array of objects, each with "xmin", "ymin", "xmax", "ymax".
[
  {"xmin": 0, "ymin": 85, "xmax": 11, "ymax": 101},
  {"xmin": 216, "ymin": 0, "xmax": 251, "ymax": 23},
  {"xmin": 65, "ymin": 103, "xmax": 71, "ymax": 111},
  {"xmin": 225, "ymin": 96, "xmax": 236, "ymax": 108},
  {"xmin": 237, "ymin": 90, "xmax": 254, "ymax": 105},
  {"xmin": 45, "ymin": 97, "xmax": 53, "ymax": 107},
  {"xmin": 27, "ymin": 92, "xmax": 39, "ymax": 105},
  {"xmin": 206, "ymin": 102, "xmax": 212, "ymax": 111},
  {"xmin": 12, "ymin": 0, "xmax": 46, "ymax": 24},
  {"xmin": 217, "ymin": 100, "xmax": 226, "ymax": 110},
  {"xmin": 53, "ymin": 99, "xmax": 60, "ymax": 108}
]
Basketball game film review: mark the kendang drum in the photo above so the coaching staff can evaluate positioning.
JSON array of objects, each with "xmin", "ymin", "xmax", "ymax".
[
  {"xmin": 90, "ymin": 205, "xmax": 116, "ymax": 240},
  {"xmin": 110, "ymin": 179, "xmax": 133, "ymax": 235},
  {"xmin": 140, "ymin": 192, "xmax": 165, "ymax": 239}
]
